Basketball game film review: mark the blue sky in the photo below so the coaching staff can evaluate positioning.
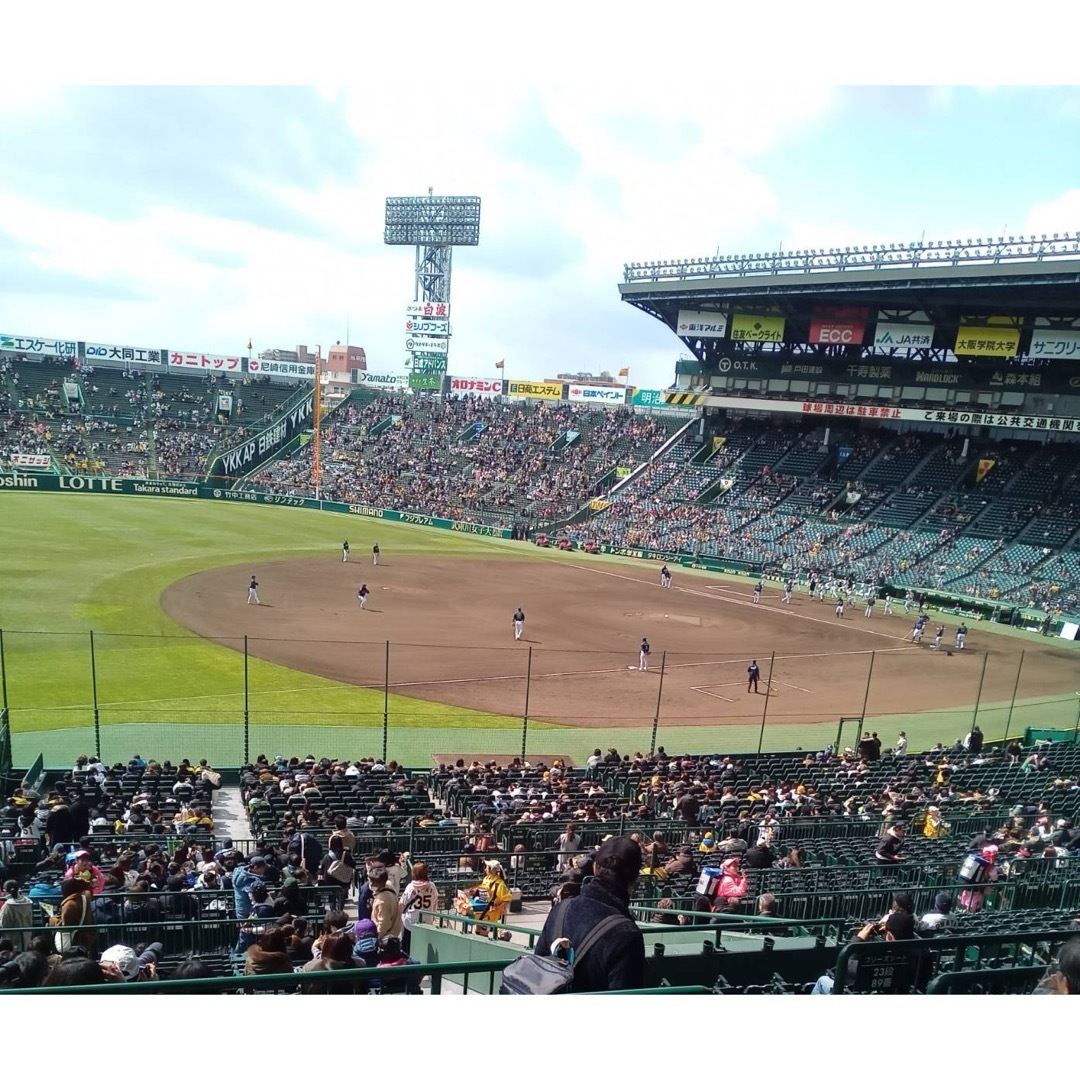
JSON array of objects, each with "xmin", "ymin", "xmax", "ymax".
[{"xmin": 1, "ymin": 11, "xmax": 1078, "ymax": 393}]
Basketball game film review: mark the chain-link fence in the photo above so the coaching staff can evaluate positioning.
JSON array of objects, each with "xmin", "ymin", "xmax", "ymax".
[{"xmin": 3, "ymin": 630, "xmax": 1078, "ymax": 769}]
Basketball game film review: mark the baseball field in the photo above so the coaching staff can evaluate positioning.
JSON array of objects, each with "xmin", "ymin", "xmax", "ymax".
[{"xmin": 1, "ymin": 491, "xmax": 1077, "ymax": 769}]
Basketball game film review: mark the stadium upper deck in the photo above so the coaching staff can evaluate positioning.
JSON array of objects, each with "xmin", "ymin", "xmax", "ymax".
[{"xmin": 620, "ymin": 234, "xmax": 1080, "ymax": 417}]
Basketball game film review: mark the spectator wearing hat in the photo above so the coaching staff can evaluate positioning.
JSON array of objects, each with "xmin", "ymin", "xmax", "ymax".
[
  {"xmin": 0, "ymin": 880, "xmax": 33, "ymax": 950},
  {"xmin": 875, "ymin": 821, "xmax": 906, "ymax": 868},
  {"xmin": 100, "ymin": 942, "xmax": 163, "ymax": 982},
  {"xmin": 231, "ymin": 855, "xmax": 267, "ymax": 919},
  {"xmin": 535, "ymin": 836, "xmax": 645, "ymax": 992},
  {"xmin": 923, "ymin": 806, "xmax": 948, "ymax": 839},
  {"xmin": 919, "ymin": 892, "xmax": 957, "ymax": 932},
  {"xmin": 369, "ymin": 866, "xmax": 404, "ymax": 943},
  {"xmin": 470, "ymin": 860, "xmax": 512, "ymax": 940}
]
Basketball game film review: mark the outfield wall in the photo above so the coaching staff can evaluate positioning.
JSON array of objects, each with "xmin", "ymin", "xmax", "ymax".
[{"xmin": 0, "ymin": 472, "xmax": 512, "ymax": 538}]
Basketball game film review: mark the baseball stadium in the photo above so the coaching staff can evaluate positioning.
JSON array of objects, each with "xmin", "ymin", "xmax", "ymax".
[{"xmin": 2, "ymin": 229, "xmax": 1080, "ymax": 996}]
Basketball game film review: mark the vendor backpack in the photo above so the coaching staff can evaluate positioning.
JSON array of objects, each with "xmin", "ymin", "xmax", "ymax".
[
  {"xmin": 499, "ymin": 902, "xmax": 625, "ymax": 995},
  {"xmin": 696, "ymin": 866, "xmax": 722, "ymax": 899},
  {"xmin": 958, "ymin": 853, "xmax": 988, "ymax": 885}
]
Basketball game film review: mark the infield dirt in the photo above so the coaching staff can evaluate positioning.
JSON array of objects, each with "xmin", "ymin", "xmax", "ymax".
[{"xmin": 161, "ymin": 555, "xmax": 1078, "ymax": 730}]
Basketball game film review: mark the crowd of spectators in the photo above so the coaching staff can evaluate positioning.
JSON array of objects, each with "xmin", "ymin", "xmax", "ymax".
[{"xmin": 247, "ymin": 395, "xmax": 680, "ymax": 526}]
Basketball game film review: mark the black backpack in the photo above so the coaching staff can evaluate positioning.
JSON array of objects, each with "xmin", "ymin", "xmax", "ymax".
[{"xmin": 499, "ymin": 902, "xmax": 625, "ymax": 995}]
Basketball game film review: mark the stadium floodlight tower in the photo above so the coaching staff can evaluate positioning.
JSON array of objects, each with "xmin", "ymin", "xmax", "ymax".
[{"xmin": 384, "ymin": 189, "xmax": 481, "ymax": 305}]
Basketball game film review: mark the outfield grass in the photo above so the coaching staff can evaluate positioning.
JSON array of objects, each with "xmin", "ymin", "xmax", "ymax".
[{"xmin": 0, "ymin": 492, "xmax": 1076, "ymax": 768}]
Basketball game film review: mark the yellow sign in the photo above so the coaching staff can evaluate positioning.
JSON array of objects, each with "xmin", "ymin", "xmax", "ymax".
[
  {"xmin": 730, "ymin": 314, "xmax": 785, "ymax": 343},
  {"xmin": 976, "ymin": 458, "xmax": 996, "ymax": 484},
  {"xmin": 507, "ymin": 380, "xmax": 563, "ymax": 400},
  {"xmin": 711, "ymin": 436, "xmax": 727, "ymax": 452},
  {"xmin": 614, "ymin": 466, "xmax": 631, "ymax": 478},
  {"xmin": 589, "ymin": 498, "xmax": 611, "ymax": 512},
  {"xmin": 954, "ymin": 325, "xmax": 1020, "ymax": 357}
]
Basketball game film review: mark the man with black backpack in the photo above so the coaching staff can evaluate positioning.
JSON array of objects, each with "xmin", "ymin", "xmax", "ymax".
[{"xmin": 524, "ymin": 836, "xmax": 645, "ymax": 993}]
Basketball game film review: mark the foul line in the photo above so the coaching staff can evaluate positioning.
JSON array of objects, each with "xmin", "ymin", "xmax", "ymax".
[{"xmin": 568, "ymin": 563, "xmax": 930, "ymax": 644}]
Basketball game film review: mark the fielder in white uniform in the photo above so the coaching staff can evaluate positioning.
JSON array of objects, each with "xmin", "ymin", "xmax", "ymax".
[
  {"xmin": 639, "ymin": 637, "xmax": 651, "ymax": 671},
  {"xmin": 358, "ymin": 584, "xmax": 369, "ymax": 610},
  {"xmin": 513, "ymin": 608, "xmax": 525, "ymax": 640},
  {"xmin": 247, "ymin": 576, "xmax": 260, "ymax": 605},
  {"xmin": 660, "ymin": 565, "xmax": 672, "ymax": 588},
  {"xmin": 372, "ymin": 543, "xmax": 380, "ymax": 566},
  {"xmin": 342, "ymin": 540, "xmax": 349, "ymax": 563}
]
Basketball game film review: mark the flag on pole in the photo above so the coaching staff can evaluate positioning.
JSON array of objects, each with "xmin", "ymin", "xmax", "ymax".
[
  {"xmin": 975, "ymin": 458, "xmax": 995, "ymax": 484},
  {"xmin": 495, "ymin": 360, "xmax": 505, "ymax": 369},
  {"xmin": 618, "ymin": 367, "xmax": 629, "ymax": 378}
]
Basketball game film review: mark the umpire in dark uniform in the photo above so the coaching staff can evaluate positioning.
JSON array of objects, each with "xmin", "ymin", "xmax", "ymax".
[
  {"xmin": 747, "ymin": 660, "xmax": 761, "ymax": 694},
  {"xmin": 534, "ymin": 836, "xmax": 645, "ymax": 992}
]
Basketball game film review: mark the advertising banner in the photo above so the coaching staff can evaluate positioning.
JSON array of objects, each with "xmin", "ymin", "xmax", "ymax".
[
  {"xmin": 566, "ymin": 384, "xmax": 625, "ymax": 404},
  {"xmin": 408, "ymin": 372, "xmax": 442, "ymax": 390},
  {"xmin": 405, "ymin": 335, "xmax": 449, "ymax": 355},
  {"xmin": 248, "ymin": 358, "xmax": 316, "ymax": 378},
  {"xmin": 83, "ymin": 343, "xmax": 165, "ymax": 365},
  {"xmin": 1029, "ymin": 329, "xmax": 1080, "ymax": 359},
  {"xmin": 0, "ymin": 334, "xmax": 78, "ymax": 359},
  {"xmin": 405, "ymin": 301, "xmax": 450, "ymax": 319},
  {"xmin": 873, "ymin": 321, "xmax": 935, "ymax": 348},
  {"xmin": 729, "ymin": 314, "xmax": 785, "ymax": 343},
  {"xmin": 954, "ymin": 325, "xmax": 1020, "ymax": 357},
  {"xmin": 408, "ymin": 355, "xmax": 447, "ymax": 373},
  {"xmin": 8, "ymin": 453, "xmax": 51, "ymax": 468},
  {"xmin": 404, "ymin": 317, "xmax": 449, "ymax": 335},
  {"xmin": 676, "ymin": 310, "xmax": 728, "ymax": 338},
  {"xmin": 209, "ymin": 393, "xmax": 314, "ymax": 478},
  {"xmin": 693, "ymin": 391, "xmax": 1080, "ymax": 432},
  {"xmin": 0, "ymin": 474, "xmax": 200, "ymax": 495},
  {"xmin": 170, "ymin": 351, "xmax": 243, "ymax": 372},
  {"xmin": 448, "ymin": 376, "xmax": 503, "ymax": 398},
  {"xmin": 353, "ymin": 370, "xmax": 408, "ymax": 388},
  {"xmin": 507, "ymin": 380, "xmax": 564, "ymax": 400},
  {"xmin": 631, "ymin": 388, "xmax": 696, "ymax": 409},
  {"xmin": 808, "ymin": 306, "xmax": 869, "ymax": 345}
]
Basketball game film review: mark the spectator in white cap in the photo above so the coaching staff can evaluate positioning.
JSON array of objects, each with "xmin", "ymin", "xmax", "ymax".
[{"xmin": 99, "ymin": 942, "xmax": 163, "ymax": 982}]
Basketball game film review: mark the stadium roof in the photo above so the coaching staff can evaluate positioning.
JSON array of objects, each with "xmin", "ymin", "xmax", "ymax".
[{"xmin": 620, "ymin": 235, "xmax": 1080, "ymax": 322}]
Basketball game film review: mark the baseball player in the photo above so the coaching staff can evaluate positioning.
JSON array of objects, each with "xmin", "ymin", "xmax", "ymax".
[
  {"xmin": 930, "ymin": 624, "xmax": 944, "ymax": 650},
  {"xmin": 342, "ymin": 539, "xmax": 350, "ymax": 563},
  {"xmin": 835, "ymin": 596, "xmax": 845, "ymax": 619},
  {"xmin": 882, "ymin": 590, "xmax": 894, "ymax": 616},
  {"xmin": 358, "ymin": 584, "xmax": 369, "ymax": 610},
  {"xmin": 747, "ymin": 659, "xmax": 761, "ymax": 694},
  {"xmin": 863, "ymin": 595, "xmax": 875, "ymax": 618},
  {"xmin": 247, "ymin": 576, "xmax": 260, "ymax": 605},
  {"xmin": 639, "ymin": 637, "xmax": 651, "ymax": 671},
  {"xmin": 660, "ymin": 565, "xmax": 672, "ymax": 589},
  {"xmin": 808, "ymin": 575, "xmax": 818, "ymax": 602},
  {"xmin": 903, "ymin": 590, "xmax": 914, "ymax": 614},
  {"xmin": 911, "ymin": 617, "xmax": 925, "ymax": 645},
  {"xmin": 783, "ymin": 579, "xmax": 794, "ymax": 604},
  {"xmin": 955, "ymin": 623, "xmax": 968, "ymax": 650},
  {"xmin": 753, "ymin": 580, "xmax": 764, "ymax": 605},
  {"xmin": 372, "ymin": 543, "xmax": 380, "ymax": 566},
  {"xmin": 513, "ymin": 607, "xmax": 525, "ymax": 640}
]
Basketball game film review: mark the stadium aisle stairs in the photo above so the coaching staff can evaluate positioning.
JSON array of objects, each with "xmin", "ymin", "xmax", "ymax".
[{"xmin": 215, "ymin": 784, "xmax": 254, "ymax": 842}]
